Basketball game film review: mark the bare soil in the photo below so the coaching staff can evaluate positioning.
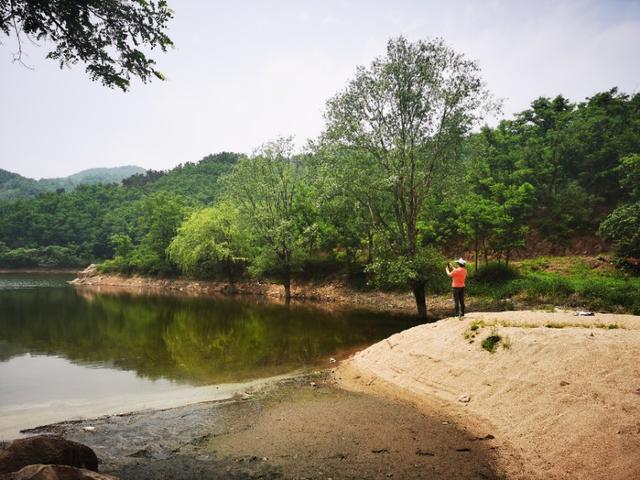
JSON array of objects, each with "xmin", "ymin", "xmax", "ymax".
[{"xmin": 13, "ymin": 374, "xmax": 508, "ymax": 480}]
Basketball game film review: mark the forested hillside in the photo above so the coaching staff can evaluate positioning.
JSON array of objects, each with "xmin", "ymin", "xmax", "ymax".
[
  {"xmin": 0, "ymin": 166, "xmax": 146, "ymax": 201},
  {"xmin": 0, "ymin": 153, "xmax": 239, "ymax": 270},
  {"xmin": 0, "ymin": 38, "xmax": 638, "ymax": 318},
  {"xmin": 0, "ymin": 90, "xmax": 636, "ymax": 274}
]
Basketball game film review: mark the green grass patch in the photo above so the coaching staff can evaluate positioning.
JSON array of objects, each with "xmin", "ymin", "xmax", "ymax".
[
  {"xmin": 481, "ymin": 332, "xmax": 502, "ymax": 353},
  {"xmin": 468, "ymin": 256, "xmax": 640, "ymax": 314}
]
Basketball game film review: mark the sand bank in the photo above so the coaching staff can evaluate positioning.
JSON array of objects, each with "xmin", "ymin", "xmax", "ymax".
[{"xmin": 338, "ymin": 310, "xmax": 640, "ymax": 480}]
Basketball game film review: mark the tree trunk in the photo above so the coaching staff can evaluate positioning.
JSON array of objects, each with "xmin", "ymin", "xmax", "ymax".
[
  {"xmin": 482, "ymin": 239, "xmax": 488, "ymax": 266},
  {"xmin": 283, "ymin": 272, "xmax": 291, "ymax": 304},
  {"xmin": 474, "ymin": 229, "xmax": 479, "ymax": 272},
  {"xmin": 226, "ymin": 257, "xmax": 237, "ymax": 294},
  {"xmin": 367, "ymin": 229, "xmax": 374, "ymax": 264},
  {"xmin": 412, "ymin": 282, "xmax": 427, "ymax": 319}
]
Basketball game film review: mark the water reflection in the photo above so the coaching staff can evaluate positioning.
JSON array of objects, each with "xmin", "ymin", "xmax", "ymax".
[{"xmin": 0, "ymin": 275, "xmax": 420, "ymax": 385}]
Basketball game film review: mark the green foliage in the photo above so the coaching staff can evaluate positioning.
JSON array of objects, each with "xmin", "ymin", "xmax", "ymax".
[
  {"xmin": 0, "ymin": 245, "xmax": 84, "ymax": 268},
  {"xmin": 599, "ymin": 201, "xmax": 640, "ymax": 268},
  {"xmin": 465, "ymin": 89, "xmax": 640, "ymax": 246},
  {"xmin": 366, "ymin": 245, "xmax": 448, "ymax": 294},
  {"xmin": 618, "ymin": 154, "xmax": 640, "ymax": 202},
  {"xmin": 481, "ymin": 331, "xmax": 502, "ymax": 353},
  {"xmin": 167, "ymin": 203, "xmax": 247, "ymax": 281},
  {"xmin": 0, "ymin": 154, "xmax": 238, "ymax": 270},
  {"xmin": 221, "ymin": 138, "xmax": 312, "ymax": 297},
  {"xmin": 105, "ymin": 192, "xmax": 190, "ymax": 275},
  {"xmin": 474, "ymin": 262, "xmax": 519, "ymax": 283},
  {"xmin": 322, "ymin": 36, "xmax": 492, "ymax": 316},
  {"xmin": 0, "ymin": 166, "xmax": 145, "ymax": 201},
  {"xmin": 1, "ymin": 0, "xmax": 174, "ymax": 90}
]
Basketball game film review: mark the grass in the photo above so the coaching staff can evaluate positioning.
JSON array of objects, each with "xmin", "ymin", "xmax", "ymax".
[
  {"xmin": 481, "ymin": 330, "xmax": 502, "ymax": 353},
  {"xmin": 463, "ymin": 322, "xmax": 512, "ymax": 351},
  {"xmin": 463, "ymin": 319, "xmax": 486, "ymax": 343},
  {"xmin": 467, "ymin": 256, "xmax": 640, "ymax": 315}
]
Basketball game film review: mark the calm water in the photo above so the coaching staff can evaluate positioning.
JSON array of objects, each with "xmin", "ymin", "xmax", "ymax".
[{"xmin": 0, "ymin": 273, "xmax": 420, "ymax": 412}]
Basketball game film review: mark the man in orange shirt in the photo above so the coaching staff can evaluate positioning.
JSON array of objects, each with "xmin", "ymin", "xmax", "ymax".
[{"xmin": 445, "ymin": 258, "xmax": 467, "ymax": 318}]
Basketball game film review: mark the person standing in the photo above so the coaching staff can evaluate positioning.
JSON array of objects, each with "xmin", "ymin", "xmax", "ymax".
[{"xmin": 445, "ymin": 258, "xmax": 467, "ymax": 318}]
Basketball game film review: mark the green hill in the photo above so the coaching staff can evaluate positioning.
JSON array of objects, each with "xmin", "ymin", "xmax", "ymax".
[{"xmin": 0, "ymin": 165, "xmax": 146, "ymax": 201}]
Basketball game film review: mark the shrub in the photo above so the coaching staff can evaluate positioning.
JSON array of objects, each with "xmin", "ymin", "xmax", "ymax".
[
  {"xmin": 474, "ymin": 262, "xmax": 519, "ymax": 283},
  {"xmin": 481, "ymin": 332, "xmax": 502, "ymax": 353},
  {"xmin": 0, "ymin": 245, "xmax": 85, "ymax": 268}
]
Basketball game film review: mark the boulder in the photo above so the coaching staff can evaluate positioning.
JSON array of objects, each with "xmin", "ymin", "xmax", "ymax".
[
  {"xmin": 76, "ymin": 264, "xmax": 98, "ymax": 280},
  {"xmin": 0, "ymin": 436, "xmax": 98, "ymax": 474},
  {"xmin": 10, "ymin": 465, "xmax": 117, "ymax": 480}
]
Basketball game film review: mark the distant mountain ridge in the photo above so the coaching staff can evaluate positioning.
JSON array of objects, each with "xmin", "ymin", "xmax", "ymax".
[{"xmin": 0, "ymin": 165, "xmax": 146, "ymax": 201}]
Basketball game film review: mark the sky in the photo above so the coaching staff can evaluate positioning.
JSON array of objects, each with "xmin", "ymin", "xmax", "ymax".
[{"xmin": 1, "ymin": 0, "xmax": 639, "ymax": 179}]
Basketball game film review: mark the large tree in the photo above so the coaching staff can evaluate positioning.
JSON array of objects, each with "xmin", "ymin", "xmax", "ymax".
[
  {"xmin": 323, "ymin": 36, "xmax": 492, "ymax": 317},
  {"xmin": 1, "ymin": 0, "xmax": 173, "ymax": 90},
  {"xmin": 222, "ymin": 137, "xmax": 312, "ymax": 301}
]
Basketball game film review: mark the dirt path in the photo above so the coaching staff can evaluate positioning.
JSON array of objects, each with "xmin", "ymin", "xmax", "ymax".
[{"xmin": 16, "ymin": 374, "xmax": 509, "ymax": 479}]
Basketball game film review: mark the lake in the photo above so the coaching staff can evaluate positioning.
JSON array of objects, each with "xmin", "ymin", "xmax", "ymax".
[{"xmin": 0, "ymin": 273, "xmax": 421, "ymax": 438}]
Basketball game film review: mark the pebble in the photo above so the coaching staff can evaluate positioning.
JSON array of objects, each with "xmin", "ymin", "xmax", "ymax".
[{"xmin": 458, "ymin": 393, "xmax": 471, "ymax": 403}]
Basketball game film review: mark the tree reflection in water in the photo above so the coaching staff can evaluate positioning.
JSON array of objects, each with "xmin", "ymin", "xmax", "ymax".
[{"xmin": 0, "ymin": 283, "xmax": 420, "ymax": 385}]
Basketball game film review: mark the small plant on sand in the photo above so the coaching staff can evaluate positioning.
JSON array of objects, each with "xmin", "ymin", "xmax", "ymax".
[
  {"xmin": 481, "ymin": 328, "xmax": 502, "ymax": 353},
  {"xmin": 595, "ymin": 323, "xmax": 620, "ymax": 329},
  {"xmin": 463, "ymin": 320, "xmax": 486, "ymax": 343},
  {"xmin": 501, "ymin": 335, "xmax": 512, "ymax": 350}
]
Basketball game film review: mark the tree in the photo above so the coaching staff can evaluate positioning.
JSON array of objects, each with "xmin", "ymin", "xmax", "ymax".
[
  {"xmin": 167, "ymin": 203, "xmax": 248, "ymax": 283},
  {"xmin": 599, "ymin": 202, "xmax": 640, "ymax": 268},
  {"xmin": 599, "ymin": 153, "xmax": 640, "ymax": 269},
  {"xmin": 323, "ymin": 36, "xmax": 492, "ymax": 317},
  {"xmin": 456, "ymin": 193, "xmax": 498, "ymax": 270},
  {"xmin": 222, "ymin": 137, "xmax": 312, "ymax": 300},
  {"xmin": 1, "ymin": 0, "xmax": 173, "ymax": 90}
]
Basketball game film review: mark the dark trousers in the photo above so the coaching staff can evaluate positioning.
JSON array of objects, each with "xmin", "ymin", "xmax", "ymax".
[{"xmin": 453, "ymin": 287, "xmax": 465, "ymax": 316}]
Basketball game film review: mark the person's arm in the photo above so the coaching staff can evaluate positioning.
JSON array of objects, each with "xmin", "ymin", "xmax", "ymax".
[{"xmin": 445, "ymin": 264, "xmax": 452, "ymax": 276}]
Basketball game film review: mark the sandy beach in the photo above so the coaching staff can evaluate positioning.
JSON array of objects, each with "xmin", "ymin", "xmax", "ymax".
[{"xmin": 338, "ymin": 310, "xmax": 640, "ymax": 479}]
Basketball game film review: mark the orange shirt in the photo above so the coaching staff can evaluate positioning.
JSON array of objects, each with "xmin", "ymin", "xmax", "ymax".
[{"xmin": 450, "ymin": 267, "xmax": 467, "ymax": 288}]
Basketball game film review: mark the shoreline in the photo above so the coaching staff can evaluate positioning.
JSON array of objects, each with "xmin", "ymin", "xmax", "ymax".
[
  {"xmin": 8, "ymin": 372, "xmax": 509, "ymax": 480},
  {"xmin": 69, "ymin": 267, "xmax": 499, "ymax": 318},
  {"xmin": 0, "ymin": 371, "xmax": 303, "ymax": 441},
  {"xmin": 0, "ymin": 268, "xmax": 78, "ymax": 274}
]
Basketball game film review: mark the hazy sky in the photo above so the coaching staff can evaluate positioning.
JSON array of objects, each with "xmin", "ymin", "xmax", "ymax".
[{"xmin": 1, "ymin": 0, "xmax": 639, "ymax": 179}]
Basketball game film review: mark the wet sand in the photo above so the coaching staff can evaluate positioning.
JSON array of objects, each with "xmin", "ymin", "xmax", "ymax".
[
  {"xmin": 0, "ymin": 372, "xmax": 298, "ymax": 440},
  {"xmin": 13, "ymin": 373, "xmax": 508, "ymax": 480}
]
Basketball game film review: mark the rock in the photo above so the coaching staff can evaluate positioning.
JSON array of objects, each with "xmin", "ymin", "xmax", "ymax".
[
  {"xmin": 560, "ymin": 380, "xmax": 570, "ymax": 387},
  {"xmin": 0, "ymin": 436, "xmax": 98, "ymax": 474},
  {"xmin": 415, "ymin": 449, "xmax": 435, "ymax": 456},
  {"xmin": 371, "ymin": 448, "xmax": 389, "ymax": 454},
  {"xmin": 458, "ymin": 393, "xmax": 471, "ymax": 403},
  {"xmin": 10, "ymin": 464, "xmax": 118, "ymax": 480},
  {"xmin": 329, "ymin": 357, "xmax": 337, "ymax": 364},
  {"xmin": 76, "ymin": 265, "xmax": 98, "ymax": 280}
]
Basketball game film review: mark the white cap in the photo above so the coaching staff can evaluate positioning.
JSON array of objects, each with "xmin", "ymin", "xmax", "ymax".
[{"xmin": 456, "ymin": 258, "xmax": 466, "ymax": 266}]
